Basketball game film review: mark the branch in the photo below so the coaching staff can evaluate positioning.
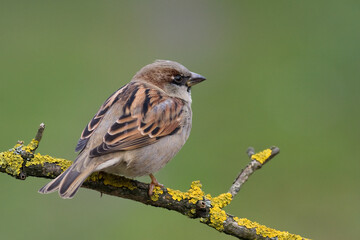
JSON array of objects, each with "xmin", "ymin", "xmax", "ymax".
[
  {"xmin": 0, "ymin": 124, "xmax": 309, "ymax": 240},
  {"xmin": 229, "ymin": 146, "xmax": 280, "ymax": 198}
]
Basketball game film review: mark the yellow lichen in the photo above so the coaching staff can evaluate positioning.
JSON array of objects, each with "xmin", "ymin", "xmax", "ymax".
[
  {"xmin": 233, "ymin": 217, "xmax": 308, "ymax": 240},
  {"xmin": 87, "ymin": 172, "xmax": 137, "ymax": 190},
  {"xmin": 23, "ymin": 139, "xmax": 39, "ymax": 153},
  {"xmin": 88, "ymin": 171, "xmax": 104, "ymax": 182},
  {"xmin": 13, "ymin": 143, "xmax": 23, "ymax": 149},
  {"xmin": 104, "ymin": 174, "xmax": 136, "ymax": 190},
  {"xmin": 208, "ymin": 193, "xmax": 232, "ymax": 231},
  {"xmin": 205, "ymin": 193, "xmax": 212, "ymax": 200},
  {"xmin": 0, "ymin": 150, "xmax": 23, "ymax": 176},
  {"xmin": 209, "ymin": 205, "xmax": 227, "ymax": 231},
  {"xmin": 166, "ymin": 180, "xmax": 205, "ymax": 204},
  {"xmin": 251, "ymin": 148, "xmax": 272, "ymax": 164},
  {"xmin": 166, "ymin": 182, "xmax": 233, "ymax": 229},
  {"xmin": 0, "ymin": 140, "xmax": 72, "ymax": 177},
  {"xmin": 27, "ymin": 153, "xmax": 72, "ymax": 172},
  {"xmin": 187, "ymin": 181, "xmax": 205, "ymax": 204},
  {"xmin": 167, "ymin": 188, "xmax": 185, "ymax": 201},
  {"xmin": 211, "ymin": 193, "xmax": 232, "ymax": 208},
  {"xmin": 150, "ymin": 186, "xmax": 163, "ymax": 201}
]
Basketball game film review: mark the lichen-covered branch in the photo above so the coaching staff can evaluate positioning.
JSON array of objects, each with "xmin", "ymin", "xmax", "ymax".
[
  {"xmin": 229, "ymin": 146, "xmax": 280, "ymax": 198},
  {"xmin": 0, "ymin": 124, "xmax": 309, "ymax": 240}
]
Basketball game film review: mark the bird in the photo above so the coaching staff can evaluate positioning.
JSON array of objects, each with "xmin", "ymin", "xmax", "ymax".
[{"xmin": 38, "ymin": 60, "xmax": 206, "ymax": 199}]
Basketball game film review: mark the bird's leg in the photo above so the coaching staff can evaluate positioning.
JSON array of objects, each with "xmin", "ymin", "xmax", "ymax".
[{"xmin": 148, "ymin": 173, "xmax": 164, "ymax": 196}]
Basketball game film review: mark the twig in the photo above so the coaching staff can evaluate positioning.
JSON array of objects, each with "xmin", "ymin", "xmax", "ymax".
[
  {"xmin": 35, "ymin": 123, "xmax": 45, "ymax": 143},
  {"xmin": 12, "ymin": 123, "xmax": 46, "ymax": 180},
  {"xmin": 0, "ymin": 124, "xmax": 307, "ymax": 240},
  {"xmin": 228, "ymin": 146, "xmax": 280, "ymax": 198}
]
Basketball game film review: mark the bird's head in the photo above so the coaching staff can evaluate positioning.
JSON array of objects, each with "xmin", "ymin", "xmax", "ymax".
[{"xmin": 132, "ymin": 60, "xmax": 206, "ymax": 101}]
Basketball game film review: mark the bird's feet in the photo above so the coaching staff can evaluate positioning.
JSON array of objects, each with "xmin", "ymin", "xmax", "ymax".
[{"xmin": 148, "ymin": 173, "xmax": 164, "ymax": 196}]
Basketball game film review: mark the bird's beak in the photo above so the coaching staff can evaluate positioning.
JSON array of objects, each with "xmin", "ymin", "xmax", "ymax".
[{"xmin": 186, "ymin": 72, "xmax": 206, "ymax": 87}]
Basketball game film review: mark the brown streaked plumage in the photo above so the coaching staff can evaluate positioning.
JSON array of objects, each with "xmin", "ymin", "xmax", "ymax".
[{"xmin": 38, "ymin": 60, "xmax": 206, "ymax": 198}]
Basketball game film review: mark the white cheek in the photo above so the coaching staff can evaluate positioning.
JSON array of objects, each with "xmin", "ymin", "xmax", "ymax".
[{"xmin": 166, "ymin": 85, "xmax": 192, "ymax": 103}]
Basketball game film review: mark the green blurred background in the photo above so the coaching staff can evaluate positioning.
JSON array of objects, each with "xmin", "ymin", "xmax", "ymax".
[{"xmin": 1, "ymin": 1, "xmax": 359, "ymax": 239}]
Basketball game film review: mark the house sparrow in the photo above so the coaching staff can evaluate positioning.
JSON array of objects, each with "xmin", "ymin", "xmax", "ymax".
[{"xmin": 38, "ymin": 60, "xmax": 206, "ymax": 198}]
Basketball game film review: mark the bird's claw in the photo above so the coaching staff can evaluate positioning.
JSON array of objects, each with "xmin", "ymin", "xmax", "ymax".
[{"xmin": 148, "ymin": 174, "xmax": 163, "ymax": 196}]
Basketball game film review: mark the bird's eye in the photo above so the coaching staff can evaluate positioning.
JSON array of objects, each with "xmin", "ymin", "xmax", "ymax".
[{"xmin": 173, "ymin": 74, "xmax": 183, "ymax": 84}]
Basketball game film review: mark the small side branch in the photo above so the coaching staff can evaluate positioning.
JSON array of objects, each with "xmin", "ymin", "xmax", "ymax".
[
  {"xmin": 34, "ymin": 123, "xmax": 45, "ymax": 143},
  {"xmin": 0, "ymin": 124, "xmax": 308, "ymax": 240},
  {"xmin": 229, "ymin": 146, "xmax": 280, "ymax": 198}
]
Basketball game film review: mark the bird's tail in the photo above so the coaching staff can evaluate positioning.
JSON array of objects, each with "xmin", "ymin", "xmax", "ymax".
[{"xmin": 38, "ymin": 154, "xmax": 97, "ymax": 199}]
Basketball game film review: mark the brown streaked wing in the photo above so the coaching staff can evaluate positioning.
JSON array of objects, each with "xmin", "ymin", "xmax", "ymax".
[
  {"xmin": 89, "ymin": 85, "xmax": 185, "ymax": 157},
  {"xmin": 75, "ymin": 83, "xmax": 135, "ymax": 152}
]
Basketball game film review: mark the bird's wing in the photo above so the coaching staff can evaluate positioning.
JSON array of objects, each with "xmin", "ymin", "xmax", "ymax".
[
  {"xmin": 88, "ymin": 83, "xmax": 185, "ymax": 157},
  {"xmin": 75, "ymin": 83, "xmax": 131, "ymax": 152}
]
